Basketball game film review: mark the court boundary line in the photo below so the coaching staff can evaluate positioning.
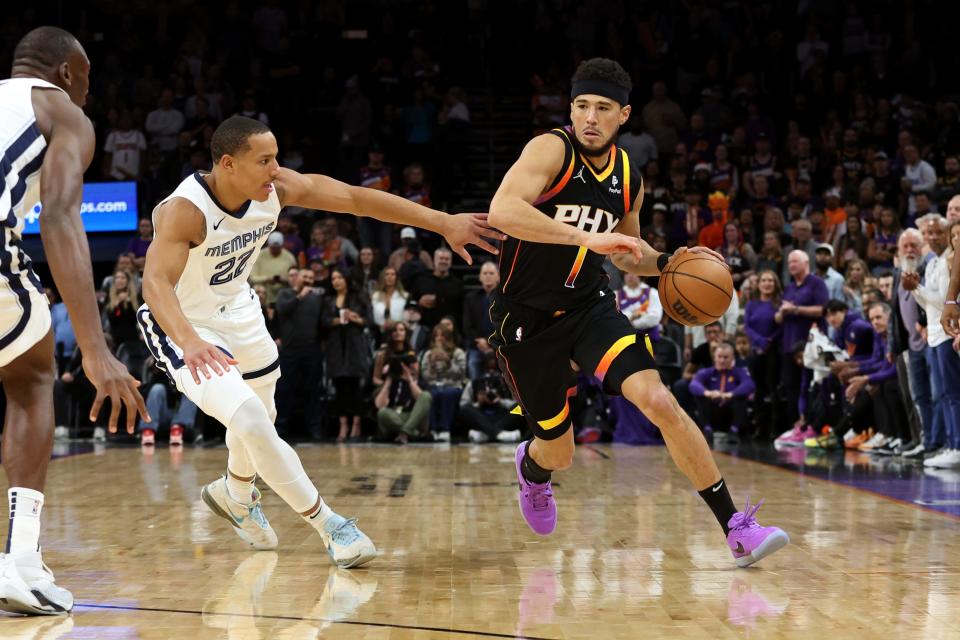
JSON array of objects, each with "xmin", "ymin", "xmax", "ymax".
[
  {"xmin": 74, "ymin": 602, "xmax": 560, "ymax": 640},
  {"xmin": 715, "ymin": 450, "xmax": 960, "ymax": 523}
]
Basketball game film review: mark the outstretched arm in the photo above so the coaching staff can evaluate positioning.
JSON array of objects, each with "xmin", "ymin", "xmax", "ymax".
[
  {"xmin": 274, "ymin": 168, "xmax": 502, "ymax": 264},
  {"xmin": 488, "ymin": 134, "xmax": 643, "ymax": 260},
  {"xmin": 37, "ymin": 89, "xmax": 148, "ymax": 432}
]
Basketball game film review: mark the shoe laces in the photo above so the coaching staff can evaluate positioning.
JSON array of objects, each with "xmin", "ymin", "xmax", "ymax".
[
  {"xmin": 248, "ymin": 501, "xmax": 269, "ymax": 529},
  {"xmin": 327, "ymin": 517, "xmax": 364, "ymax": 546},
  {"xmin": 729, "ymin": 498, "xmax": 764, "ymax": 532},
  {"xmin": 526, "ymin": 483, "xmax": 553, "ymax": 511}
]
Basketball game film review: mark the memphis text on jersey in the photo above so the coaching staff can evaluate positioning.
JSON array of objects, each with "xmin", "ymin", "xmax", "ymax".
[{"xmin": 204, "ymin": 221, "xmax": 275, "ymax": 258}]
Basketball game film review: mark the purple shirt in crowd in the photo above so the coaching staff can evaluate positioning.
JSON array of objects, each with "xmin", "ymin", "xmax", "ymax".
[
  {"xmin": 126, "ymin": 236, "xmax": 151, "ymax": 258},
  {"xmin": 743, "ymin": 299, "xmax": 782, "ymax": 352},
  {"xmin": 836, "ymin": 312, "xmax": 874, "ymax": 359},
  {"xmin": 690, "ymin": 366, "xmax": 756, "ymax": 398},
  {"xmin": 855, "ymin": 331, "xmax": 897, "ymax": 384},
  {"xmin": 780, "ymin": 273, "xmax": 829, "ymax": 353}
]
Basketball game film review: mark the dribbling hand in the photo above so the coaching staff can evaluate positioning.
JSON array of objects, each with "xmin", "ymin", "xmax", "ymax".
[
  {"xmin": 667, "ymin": 245, "xmax": 728, "ymax": 268},
  {"xmin": 182, "ymin": 337, "xmax": 239, "ymax": 386},
  {"xmin": 83, "ymin": 348, "xmax": 150, "ymax": 434}
]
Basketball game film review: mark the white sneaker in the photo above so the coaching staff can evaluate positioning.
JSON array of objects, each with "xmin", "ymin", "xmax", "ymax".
[
  {"xmin": 0, "ymin": 550, "xmax": 73, "ymax": 615},
  {"xmin": 316, "ymin": 512, "xmax": 377, "ymax": 569},
  {"xmin": 926, "ymin": 449, "xmax": 960, "ymax": 469},
  {"xmin": 496, "ymin": 429, "xmax": 522, "ymax": 443},
  {"xmin": 468, "ymin": 429, "xmax": 490, "ymax": 444},
  {"xmin": 924, "ymin": 449, "xmax": 956, "ymax": 468},
  {"xmin": 902, "ymin": 442, "xmax": 926, "ymax": 459},
  {"xmin": 433, "ymin": 431, "xmax": 451, "ymax": 442},
  {"xmin": 842, "ymin": 429, "xmax": 856, "ymax": 442},
  {"xmin": 53, "ymin": 426, "xmax": 69, "ymax": 441},
  {"xmin": 92, "ymin": 427, "xmax": 106, "ymax": 442},
  {"xmin": 858, "ymin": 432, "xmax": 887, "ymax": 451},
  {"xmin": 201, "ymin": 477, "xmax": 278, "ymax": 550}
]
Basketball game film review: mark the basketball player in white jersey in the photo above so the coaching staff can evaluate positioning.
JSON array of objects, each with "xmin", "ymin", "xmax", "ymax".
[
  {"xmin": 140, "ymin": 115, "xmax": 501, "ymax": 568},
  {"xmin": 0, "ymin": 27, "xmax": 149, "ymax": 615}
]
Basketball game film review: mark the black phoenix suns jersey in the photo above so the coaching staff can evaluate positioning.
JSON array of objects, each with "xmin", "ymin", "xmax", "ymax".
[{"xmin": 498, "ymin": 126, "xmax": 643, "ymax": 312}]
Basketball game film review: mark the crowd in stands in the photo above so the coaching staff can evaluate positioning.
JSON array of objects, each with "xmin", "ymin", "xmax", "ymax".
[{"xmin": 11, "ymin": 1, "xmax": 960, "ymax": 465}]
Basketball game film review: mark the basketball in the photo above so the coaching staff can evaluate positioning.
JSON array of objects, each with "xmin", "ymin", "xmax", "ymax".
[{"xmin": 658, "ymin": 252, "xmax": 734, "ymax": 327}]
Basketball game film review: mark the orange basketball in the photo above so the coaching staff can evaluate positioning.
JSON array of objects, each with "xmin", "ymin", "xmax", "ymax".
[{"xmin": 658, "ymin": 252, "xmax": 734, "ymax": 327}]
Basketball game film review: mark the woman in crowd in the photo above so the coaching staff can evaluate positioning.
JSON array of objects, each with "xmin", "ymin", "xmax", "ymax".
[
  {"xmin": 756, "ymin": 231, "xmax": 785, "ymax": 277},
  {"xmin": 419, "ymin": 323, "xmax": 467, "ymax": 440},
  {"xmin": 743, "ymin": 270, "xmax": 784, "ymax": 439},
  {"xmin": 351, "ymin": 246, "xmax": 381, "ymax": 296},
  {"xmin": 842, "ymin": 258, "xmax": 868, "ymax": 314},
  {"xmin": 717, "ymin": 222, "xmax": 757, "ymax": 288},
  {"xmin": 370, "ymin": 266, "xmax": 408, "ymax": 336},
  {"xmin": 102, "ymin": 270, "xmax": 141, "ymax": 349},
  {"xmin": 835, "ymin": 214, "xmax": 869, "ymax": 272},
  {"xmin": 321, "ymin": 267, "xmax": 373, "ymax": 443}
]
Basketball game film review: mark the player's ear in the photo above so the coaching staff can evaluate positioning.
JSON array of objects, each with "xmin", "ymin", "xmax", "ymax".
[
  {"xmin": 220, "ymin": 154, "xmax": 233, "ymax": 173},
  {"xmin": 58, "ymin": 61, "xmax": 71, "ymax": 88},
  {"xmin": 619, "ymin": 104, "xmax": 632, "ymax": 127}
]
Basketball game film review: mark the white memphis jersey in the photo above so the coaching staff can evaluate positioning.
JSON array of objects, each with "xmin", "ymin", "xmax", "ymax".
[
  {"xmin": 0, "ymin": 77, "xmax": 62, "ymax": 240},
  {"xmin": 155, "ymin": 172, "xmax": 280, "ymax": 322}
]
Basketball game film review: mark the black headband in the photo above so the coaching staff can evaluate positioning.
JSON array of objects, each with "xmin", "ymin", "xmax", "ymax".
[{"xmin": 571, "ymin": 80, "xmax": 629, "ymax": 107}]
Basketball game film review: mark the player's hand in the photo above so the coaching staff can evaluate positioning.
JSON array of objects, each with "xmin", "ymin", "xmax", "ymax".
[
  {"xmin": 441, "ymin": 213, "xmax": 506, "ymax": 265},
  {"xmin": 83, "ymin": 348, "xmax": 150, "ymax": 434},
  {"xmin": 182, "ymin": 337, "xmax": 239, "ymax": 385},
  {"xmin": 941, "ymin": 303, "xmax": 960, "ymax": 337},
  {"xmin": 584, "ymin": 232, "xmax": 643, "ymax": 262},
  {"xmin": 669, "ymin": 245, "xmax": 727, "ymax": 267}
]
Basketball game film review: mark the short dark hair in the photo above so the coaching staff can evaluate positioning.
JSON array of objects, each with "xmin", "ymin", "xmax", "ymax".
[
  {"xmin": 210, "ymin": 115, "xmax": 271, "ymax": 163},
  {"xmin": 13, "ymin": 26, "xmax": 81, "ymax": 70},
  {"xmin": 706, "ymin": 321, "xmax": 723, "ymax": 331},
  {"xmin": 825, "ymin": 300, "xmax": 848, "ymax": 314},
  {"xmin": 571, "ymin": 58, "xmax": 632, "ymax": 97}
]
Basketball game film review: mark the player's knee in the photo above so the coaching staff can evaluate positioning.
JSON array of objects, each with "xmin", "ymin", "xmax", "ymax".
[
  {"xmin": 628, "ymin": 383, "xmax": 679, "ymax": 427},
  {"xmin": 228, "ymin": 397, "xmax": 274, "ymax": 445}
]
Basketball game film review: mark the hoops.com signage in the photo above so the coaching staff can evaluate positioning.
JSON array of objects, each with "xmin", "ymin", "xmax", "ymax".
[{"xmin": 22, "ymin": 181, "xmax": 138, "ymax": 234}]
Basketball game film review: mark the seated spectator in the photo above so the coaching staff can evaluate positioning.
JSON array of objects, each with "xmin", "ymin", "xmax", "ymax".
[
  {"xmin": 734, "ymin": 332, "xmax": 752, "ymax": 368},
  {"xmin": 321, "ymin": 268, "xmax": 373, "ymax": 443},
  {"xmin": 373, "ymin": 322, "xmax": 416, "ymax": 386},
  {"xmin": 136, "ymin": 355, "xmax": 198, "ymax": 447},
  {"xmin": 402, "ymin": 302, "xmax": 432, "ymax": 353},
  {"xmin": 459, "ymin": 352, "xmax": 520, "ymax": 444},
  {"xmin": 419, "ymin": 324, "xmax": 467, "ymax": 440},
  {"xmin": 126, "ymin": 217, "xmax": 154, "ymax": 272},
  {"xmin": 672, "ymin": 321, "xmax": 725, "ymax": 417},
  {"xmin": 306, "ymin": 217, "xmax": 359, "ymax": 267},
  {"xmin": 100, "ymin": 252, "xmax": 140, "ymax": 298},
  {"xmin": 717, "ymin": 222, "xmax": 757, "ymax": 288},
  {"xmin": 276, "ymin": 212, "xmax": 304, "ymax": 258},
  {"xmin": 824, "ymin": 299, "xmax": 873, "ymax": 359},
  {"xmin": 357, "ymin": 143, "xmax": 394, "ymax": 258},
  {"xmin": 697, "ymin": 192, "xmax": 731, "ymax": 251},
  {"xmin": 463, "ymin": 261, "xmax": 499, "ymax": 380},
  {"xmin": 351, "ymin": 246, "xmax": 381, "ymax": 296},
  {"xmin": 374, "ymin": 326, "xmax": 431, "ymax": 444},
  {"xmin": 371, "ymin": 266, "xmax": 409, "ymax": 335},
  {"xmin": 756, "ymin": 231, "xmax": 785, "ymax": 277},
  {"xmin": 641, "ymin": 203, "xmax": 669, "ymax": 243},
  {"xmin": 690, "ymin": 342, "xmax": 756, "ymax": 443},
  {"xmin": 617, "ymin": 272, "xmax": 662, "ymax": 339},
  {"xmin": 102, "ymin": 270, "xmax": 141, "ymax": 350},
  {"xmin": 842, "ymin": 258, "xmax": 868, "ymax": 314},
  {"xmin": 250, "ymin": 231, "xmax": 298, "ymax": 304},
  {"xmin": 53, "ymin": 342, "xmax": 106, "ymax": 441},
  {"xmin": 867, "ymin": 206, "xmax": 900, "ymax": 274},
  {"xmin": 48, "ymin": 289, "xmax": 75, "ymax": 373},
  {"xmin": 834, "ymin": 213, "xmax": 869, "ymax": 272}
]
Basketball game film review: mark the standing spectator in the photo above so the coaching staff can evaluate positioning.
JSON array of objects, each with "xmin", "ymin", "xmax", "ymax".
[
  {"xmin": 337, "ymin": 76, "xmax": 372, "ymax": 173},
  {"xmin": 617, "ymin": 115, "xmax": 658, "ymax": 168},
  {"xmin": 867, "ymin": 206, "xmax": 900, "ymax": 273},
  {"xmin": 834, "ymin": 214, "xmax": 870, "ymax": 271},
  {"xmin": 274, "ymin": 268, "xmax": 325, "ymax": 439},
  {"xmin": 370, "ymin": 266, "xmax": 408, "ymax": 334},
  {"xmin": 388, "ymin": 227, "xmax": 434, "ymax": 273},
  {"xmin": 783, "ymin": 219, "xmax": 818, "ymax": 281},
  {"xmin": 774, "ymin": 250, "xmax": 829, "ymax": 436},
  {"xmin": 842, "ymin": 259, "xmax": 868, "ymax": 314},
  {"xmin": 947, "ymin": 194, "xmax": 960, "ymax": 224},
  {"xmin": 744, "ymin": 271, "xmax": 784, "ymax": 438},
  {"xmin": 869, "ymin": 151, "xmax": 899, "ymax": 204},
  {"xmin": 103, "ymin": 110, "xmax": 147, "ymax": 181},
  {"xmin": 640, "ymin": 81, "xmax": 687, "ymax": 154},
  {"xmin": 402, "ymin": 87, "xmax": 436, "ymax": 166},
  {"xmin": 409, "ymin": 248, "xmax": 464, "ymax": 330},
  {"xmin": 126, "ymin": 218, "xmax": 154, "ymax": 272},
  {"xmin": 756, "ymin": 231, "xmax": 785, "ymax": 277},
  {"xmin": 697, "ymin": 192, "xmax": 731, "ymax": 251},
  {"xmin": 374, "ymin": 323, "xmax": 431, "ymax": 444},
  {"xmin": 690, "ymin": 343, "xmax": 756, "ymax": 443},
  {"xmin": 100, "ymin": 253, "xmax": 139, "ymax": 295},
  {"xmin": 717, "ymin": 223, "xmax": 757, "ymax": 289},
  {"xmin": 420, "ymin": 324, "xmax": 467, "ymax": 441},
  {"xmin": 306, "ymin": 218, "xmax": 359, "ymax": 267},
  {"xmin": 351, "ymin": 246, "xmax": 381, "ymax": 296},
  {"xmin": 235, "ymin": 91, "xmax": 269, "ymax": 126},
  {"xmin": 357, "ymin": 144, "xmax": 394, "ymax": 257},
  {"xmin": 709, "ymin": 144, "xmax": 739, "ymax": 196},
  {"xmin": 321, "ymin": 268, "xmax": 373, "ymax": 443},
  {"xmin": 145, "ymin": 88, "xmax": 185, "ymax": 154},
  {"xmin": 813, "ymin": 243, "xmax": 846, "ymax": 302},
  {"xmin": 102, "ymin": 270, "xmax": 141, "ymax": 349},
  {"xmin": 903, "ymin": 215, "xmax": 960, "ymax": 467},
  {"xmin": 275, "ymin": 213, "xmax": 304, "ymax": 259},
  {"xmin": 901, "ymin": 144, "xmax": 937, "ymax": 218},
  {"xmin": 617, "ymin": 272, "xmax": 663, "ymax": 339},
  {"xmin": 250, "ymin": 231, "xmax": 298, "ymax": 304},
  {"xmin": 462, "ymin": 261, "xmax": 499, "ymax": 381}
]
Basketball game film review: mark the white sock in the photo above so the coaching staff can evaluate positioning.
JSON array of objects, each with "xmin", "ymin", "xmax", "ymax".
[
  {"xmin": 226, "ymin": 472, "xmax": 256, "ymax": 503},
  {"xmin": 303, "ymin": 500, "xmax": 336, "ymax": 531},
  {"xmin": 6, "ymin": 487, "xmax": 43, "ymax": 555}
]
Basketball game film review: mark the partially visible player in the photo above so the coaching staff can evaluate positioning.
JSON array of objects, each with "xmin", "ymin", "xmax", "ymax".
[
  {"xmin": 0, "ymin": 27, "xmax": 149, "ymax": 615},
  {"xmin": 140, "ymin": 115, "xmax": 501, "ymax": 568},
  {"xmin": 488, "ymin": 58, "xmax": 788, "ymax": 567}
]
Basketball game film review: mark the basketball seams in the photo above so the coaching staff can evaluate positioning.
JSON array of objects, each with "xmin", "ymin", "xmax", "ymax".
[{"xmin": 659, "ymin": 254, "xmax": 734, "ymax": 325}]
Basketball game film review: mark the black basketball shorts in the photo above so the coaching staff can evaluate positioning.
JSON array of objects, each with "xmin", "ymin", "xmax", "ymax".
[{"xmin": 488, "ymin": 290, "xmax": 657, "ymax": 440}]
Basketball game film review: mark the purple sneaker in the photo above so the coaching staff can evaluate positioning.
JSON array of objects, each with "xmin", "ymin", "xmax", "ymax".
[
  {"xmin": 726, "ymin": 498, "xmax": 789, "ymax": 568},
  {"xmin": 515, "ymin": 443, "xmax": 557, "ymax": 536}
]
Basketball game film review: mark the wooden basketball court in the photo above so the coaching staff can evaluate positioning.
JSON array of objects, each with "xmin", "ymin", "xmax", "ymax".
[{"xmin": 2, "ymin": 442, "xmax": 958, "ymax": 639}]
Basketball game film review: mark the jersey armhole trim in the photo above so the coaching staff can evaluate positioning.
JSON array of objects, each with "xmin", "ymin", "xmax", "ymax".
[{"xmin": 533, "ymin": 129, "xmax": 575, "ymax": 206}]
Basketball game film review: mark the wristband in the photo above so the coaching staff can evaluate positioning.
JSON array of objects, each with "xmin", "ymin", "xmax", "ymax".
[
  {"xmin": 947, "ymin": 300, "xmax": 958, "ymax": 306},
  {"xmin": 656, "ymin": 253, "xmax": 670, "ymax": 273}
]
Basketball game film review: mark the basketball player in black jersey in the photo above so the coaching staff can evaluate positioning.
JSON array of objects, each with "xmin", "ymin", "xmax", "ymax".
[{"xmin": 488, "ymin": 59, "xmax": 788, "ymax": 567}]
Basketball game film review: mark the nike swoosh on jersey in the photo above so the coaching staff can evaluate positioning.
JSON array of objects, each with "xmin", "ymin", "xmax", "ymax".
[{"xmin": 213, "ymin": 217, "xmax": 225, "ymax": 230}]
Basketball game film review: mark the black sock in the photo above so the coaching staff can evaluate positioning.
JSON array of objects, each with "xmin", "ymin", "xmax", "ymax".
[
  {"xmin": 698, "ymin": 478, "xmax": 737, "ymax": 535},
  {"xmin": 520, "ymin": 440, "xmax": 552, "ymax": 484}
]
